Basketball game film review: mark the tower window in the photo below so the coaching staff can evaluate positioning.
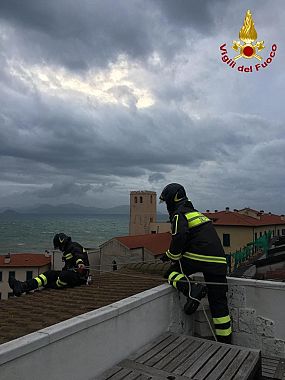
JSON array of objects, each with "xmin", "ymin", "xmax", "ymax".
[
  {"xmin": 150, "ymin": 195, "xmax": 153, "ymax": 203},
  {"xmin": 134, "ymin": 196, "xmax": 138, "ymax": 203},
  {"xmin": 140, "ymin": 196, "xmax": 143, "ymax": 203}
]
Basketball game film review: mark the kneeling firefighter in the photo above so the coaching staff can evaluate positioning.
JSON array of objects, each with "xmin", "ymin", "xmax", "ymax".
[
  {"xmin": 159, "ymin": 183, "xmax": 232, "ymax": 344},
  {"xmin": 9, "ymin": 233, "xmax": 90, "ymax": 297}
]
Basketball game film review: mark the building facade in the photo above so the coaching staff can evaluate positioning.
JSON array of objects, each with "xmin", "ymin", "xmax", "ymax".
[{"xmin": 0, "ymin": 253, "xmax": 51, "ymax": 300}]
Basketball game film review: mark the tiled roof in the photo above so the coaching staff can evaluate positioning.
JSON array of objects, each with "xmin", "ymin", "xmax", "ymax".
[
  {"xmin": 115, "ymin": 232, "xmax": 171, "ymax": 256},
  {"xmin": 0, "ymin": 271, "xmax": 164, "ymax": 344},
  {"xmin": 204, "ymin": 210, "xmax": 285, "ymax": 227},
  {"xmin": 0, "ymin": 253, "xmax": 51, "ymax": 268}
]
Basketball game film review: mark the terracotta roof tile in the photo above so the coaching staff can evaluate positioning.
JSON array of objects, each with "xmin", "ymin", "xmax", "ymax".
[
  {"xmin": 0, "ymin": 253, "xmax": 51, "ymax": 267},
  {"xmin": 204, "ymin": 210, "xmax": 285, "ymax": 227},
  {"xmin": 115, "ymin": 232, "xmax": 171, "ymax": 256},
  {"xmin": 0, "ymin": 271, "xmax": 164, "ymax": 344}
]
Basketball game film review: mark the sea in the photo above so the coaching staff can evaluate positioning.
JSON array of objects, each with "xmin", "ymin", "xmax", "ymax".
[
  {"xmin": 0, "ymin": 214, "xmax": 130, "ymax": 255},
  {"xmin": 0, "ymin": 213, "xmax": 168, "ymax": 255}
]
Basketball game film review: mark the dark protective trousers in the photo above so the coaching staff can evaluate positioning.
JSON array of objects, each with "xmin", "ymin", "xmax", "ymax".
[
  {"xmin": 165, "ymin": 259, "xmax": 232, "ymax": 344},
  {"xmin": 27, "ymin": 269, "xmax": 87, "ymax": 291}
]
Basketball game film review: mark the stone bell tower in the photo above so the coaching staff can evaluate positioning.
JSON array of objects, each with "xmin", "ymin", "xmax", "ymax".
[{"xmin": 129, "ymin": 191, "xmax": 157, "ymax": 235}]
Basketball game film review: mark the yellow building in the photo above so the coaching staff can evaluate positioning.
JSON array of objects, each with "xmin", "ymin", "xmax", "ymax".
[{"xmin": 129, "ymin": 191, "xmax": 285, "ymax": 253}]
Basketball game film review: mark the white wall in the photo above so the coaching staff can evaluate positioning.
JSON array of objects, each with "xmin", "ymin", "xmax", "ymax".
[{"xmin": 0, "ymin": 285, "xmax": 193, "ymax": 380}]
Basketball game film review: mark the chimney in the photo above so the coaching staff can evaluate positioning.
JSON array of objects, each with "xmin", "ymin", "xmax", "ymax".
[
  {"xmin": 4, "ymin": 253, "xmax": 11, "ymax": 264},
  {"xmin": 225, "ymin": 207, "xmax": 230, "ymax": 212},
  {"xmin": 215, "ymin": 209, "xmax": 218, "ymax": 213},
  {"xmin": 234, "ymin": 209, "xmax": 238, "ymax": 212},
  {"xmin": 281, "ymin": 215, "xmax": 285, "ymax": 221},
  {"xmin": 206, "ymin": 209, "xmax": 210, "ymax": 213},
  {"xmin": 268, "ymin": 212, "xmax": 272, "ymax": 215},
  {"xmin": 260, "ymin": 210, "xmax": 264, "ymax": 214}
]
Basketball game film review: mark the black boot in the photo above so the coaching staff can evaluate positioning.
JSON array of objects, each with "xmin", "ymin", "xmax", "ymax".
[
  {"xmin": 184, "ymin": 283, "xmax": 207, "ymax": 315},
  {"xmin": 8, "ymin": 277, "xmax": 29, "ymax": 297}
]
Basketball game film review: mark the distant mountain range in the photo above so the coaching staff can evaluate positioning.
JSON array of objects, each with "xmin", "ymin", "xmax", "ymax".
[{"xmin": 0, "ymin": 203, "xmax": 130, "ymax": 215}]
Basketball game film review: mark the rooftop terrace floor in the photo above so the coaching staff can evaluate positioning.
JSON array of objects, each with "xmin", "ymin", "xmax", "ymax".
[{"xmin": 99, "ymin": 333, "xmax": 285, "ymax": 380}]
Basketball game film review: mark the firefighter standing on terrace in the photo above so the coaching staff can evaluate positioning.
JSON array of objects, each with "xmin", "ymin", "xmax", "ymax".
[
  {"xmin": 9, "ymin": 233, "xmax": 90, "ymax": 297},
  {"xmin": 159, "ymin": 183, "xmax": 232, "ymax": 344}
]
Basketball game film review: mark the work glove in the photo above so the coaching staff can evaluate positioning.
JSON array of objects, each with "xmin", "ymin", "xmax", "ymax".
[{"xmin": 77, "ymin": 263, "xmax": 86, "ymax": 274}]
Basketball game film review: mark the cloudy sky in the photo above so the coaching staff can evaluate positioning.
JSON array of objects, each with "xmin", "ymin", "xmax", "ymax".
[{"xmin": 0, "ymin": 0, "xmax": 284, "ymax": 213}]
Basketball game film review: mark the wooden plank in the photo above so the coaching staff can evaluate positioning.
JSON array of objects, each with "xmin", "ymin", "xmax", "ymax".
[
  {"xmin": 144, "ymin": 335, "xmax": 187, "ymax": 367},
  {"xmin": 97, "ymin": 365, "xmax": 125, "ymax": 380},
  {"xmin": 218, "ymin": 350, "xmax": 249, "ymax": 380},
  {"xmin": 151, "ymin": 337, "xmax": 195, "ymax": 370},
  {"xmin": 173, "ymin": 341, "xmax": 213, "ymax": 375},
  {"xmin": 194, "ymin": 345, "xmax": 231, "ymax": 380},
  {"xmin": 205, "ymin": 347, "xmax": 240, "ymax": 380},
  {"xmin": 163, "ymin": 339, "xmax": 203, "ymax": 373},
  {"xmin": 135, "ymin": 334, "xmax": 178, "ymax": 364},
  {"xmin": 183, "ymin": 344, "xmax": 222, "ymax": 378},
  {"xmin": 129, "ymin": 332, "xmax": 171, "ymax": 361},
  {"xmin": 119, "ymin": 359, "xmax": 192, "ymax": 380},
  {"xmin": 233, "ymin": 351, "xmax": 261, "ymax": 380},
  {"xmin": 274, "ymin": 358, "xmax": 285, "ymax": 380},
  {"xmin": 108, "ymin": 368, "xmax": 133, "ymax": 380}
]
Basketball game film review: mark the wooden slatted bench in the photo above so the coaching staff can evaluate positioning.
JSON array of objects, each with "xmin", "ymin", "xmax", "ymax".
[{"xmin": 98, "ymin": 333, "xmax": 261, "ymax": 380}]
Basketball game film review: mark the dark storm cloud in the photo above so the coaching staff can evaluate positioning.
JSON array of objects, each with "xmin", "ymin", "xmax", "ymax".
[
  {"xmin": 0, "ymin": 0, "xmax": 285, "ymax": 211},
  {"xmin": 148, "ymin": 173, "xmax": 166, "ymax": 183},
  {"xmin": 0, "ymin": 0, "xmax": 229, "ymax": 72}
]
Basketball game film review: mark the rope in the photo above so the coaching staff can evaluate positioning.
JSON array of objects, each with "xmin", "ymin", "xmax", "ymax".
[
  {"xmin": 178, "ymin": 260, "xmax": 217, "ymax": 341},
  {"xmin": 80, "ymin": 264, "xmax": 285, "ymax": 289}
]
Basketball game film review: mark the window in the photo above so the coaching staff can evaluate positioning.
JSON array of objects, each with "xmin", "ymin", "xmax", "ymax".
[
  {"xmin": 272, "ymin": 230, "xmax": 275, "ymax": 237},
  {"xmin": 9, "ymin": 271, "xmax": 15, "ymax": 279},
  {"xmin": 277, "ymin": 229, "xmax": 280, "ymax": 236},
  {"xmin": 254, "ymin": 232, "xmax": 257, "ymax": 240},
  {"xmin": 0, "ymin": 271, "xmax": 2, "ymax": 282},
  {"xmin": 140, "ymin": 196, "xmax": 143, "ymax": 203},
  {"xmin": 223, "ymin": 234, "xmax": 230, "ymax": 247},
  {"xmin": 26, "ymin": 271, "xmax": 33, "ymax": 281},
  {"xmin": 0, "ymin": 292, "xmax": 1, "ymax": 300},
  {"xmin": 134, "ymin": 196, "xmax": 138, "ymax": 203},
  {"xmin": 150, "ymin": 217, "xmax": 153, "ymax": 223},
  {"xmin": 8, "ymin": 292, "xmax": 14, "ymax": 298},
  {"xmin": 151, "ymin": 231, "xmax": 156, "ymax": 234},
  {"xmin": 150, "ymin": 195, "xmax": 153, "ymax": 204},
  {"xmin": 282, "ymin": 229, "xmax": 285, "ymax": 236},
  {"xmin": 259, "ymin": 232, "xmax": 262, "ymax": 237}
]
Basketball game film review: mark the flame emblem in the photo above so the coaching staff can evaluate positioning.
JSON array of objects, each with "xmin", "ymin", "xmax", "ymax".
[{"xmin": 232, "ymin": 10, "xmax": 265, "ymax": 61}]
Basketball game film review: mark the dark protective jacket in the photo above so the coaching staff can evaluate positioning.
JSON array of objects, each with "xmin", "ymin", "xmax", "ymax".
[
  {"xmin": 62, "ymin": 241, "xmax": 90, "ymax": 275},
  {"xmin": 166, "ymin": 201, "xmax": 227, "ymax": 274}
]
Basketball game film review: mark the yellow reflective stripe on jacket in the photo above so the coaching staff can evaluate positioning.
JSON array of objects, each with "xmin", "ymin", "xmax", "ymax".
[
  {"xmin": 172, "ymin": 215, "xmax": 179, "ymax": 235},
  {"xmin": 76, "ymin": 259, "xmax": 83, "ymax": 265},
  {"xmin": 166, "ymin": 249, "xmax": 182, "ymax": 261},
  {"xmin": 173, "ymin": 274, "xmax": 185, "ymax": 289},
  {"xmin": 185, "ymin": 212, "xmax": 210, "ymax": 229},
  {"xmin": 168, "ymin": 271, "xmax": 180, "ymax": 284},
  {"xmin": 35, "ymin": 277, "xmax": 42, "ymax": 287},
  {"xmin": 213, "ymin": 315, "xmax": 231, "ymax": 324},
  {"xmin": 39, "ymin": 274, "xmax": 48, "ymax": 286},
  {"xmin": 64, "ymin": 253, "xmax": 73, "ymax": 260},
  {"xmin": 56, "ymin": 278, "xmax": 68, "ymax": 287},
  {"xmin": 183, "ymin": 252, "xmax": 227, "ymax": 264},
  {"xmin": 215, "ymin": 326, "xmax": 232, "ymax": 336}
]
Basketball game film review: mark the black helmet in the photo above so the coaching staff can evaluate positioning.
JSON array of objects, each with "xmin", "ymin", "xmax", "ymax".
[
  {"xmin": 159, "ymin": 183, "xmax": 187, "ymax": 214},
  {"xmin": 53, "ymin": 233, "xmax": 71, "ymax": 251}
]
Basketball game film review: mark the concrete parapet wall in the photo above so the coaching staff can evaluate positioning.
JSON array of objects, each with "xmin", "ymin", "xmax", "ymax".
[
  {"xmin": 0, "ymin": 284, "xmax": 193, "ymax": 380},
  {"xmin": 194, "ymin": 275, "xmax": 285, "ymax": 358}
]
